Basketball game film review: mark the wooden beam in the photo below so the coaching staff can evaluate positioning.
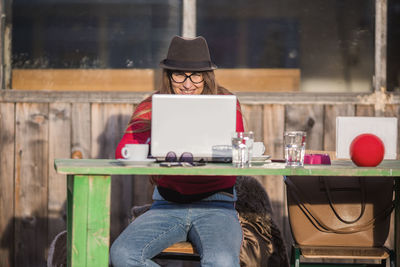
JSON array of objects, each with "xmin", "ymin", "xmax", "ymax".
[
  {"xmin": 0, "ymin": 0, "xmax": 4, "ymax": 89},
  {"xmin": 1, "ymin": 89, "xmax": 400, "ymax": 105},
  {"xmin": 12, "ymin": 69, "xmax": 155, "ymax": 91},
  {"xmin": 182, "ymin": 0, "xmax": 196, "ymax": 38},
  {"xmin": 216, "ymin": 68, "xmax": 300, "ymax": 92},
  {"xmin": 375, "ymin": 0, "xmax": 387, "ymax": 93},
  {"xmin": 0, "ymin": 0, "xmax": 12, "ymax": 89},
  {"xmin": 11, "ymin": 68, "xmax": 301, "ymax": 92}
]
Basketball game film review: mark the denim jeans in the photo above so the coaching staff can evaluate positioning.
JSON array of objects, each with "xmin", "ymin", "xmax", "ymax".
[{"xmin": 110, "ymin": 201, "xmax": 242, "ymax": 267}]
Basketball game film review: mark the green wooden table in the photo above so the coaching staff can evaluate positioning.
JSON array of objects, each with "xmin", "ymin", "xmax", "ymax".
[{"xmin": 54, "ymin": 159, "xmax": 400, "ymax": 267}]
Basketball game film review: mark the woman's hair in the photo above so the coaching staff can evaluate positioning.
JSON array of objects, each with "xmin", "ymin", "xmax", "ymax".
[{"xmin": 160, "ymin": 70, "xmax": 221, "ymax": 95}]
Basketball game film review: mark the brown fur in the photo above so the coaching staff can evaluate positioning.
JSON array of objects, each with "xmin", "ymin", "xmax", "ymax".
[{"xmin": 235, "ymin": 176, "xmax": 289, "ymax": 267}]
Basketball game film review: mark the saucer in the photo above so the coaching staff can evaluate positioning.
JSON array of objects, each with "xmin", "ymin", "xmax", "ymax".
[
  {"xmin": 251, "ymin": 155, "xmax": 271, "ymax": 162},
  {"xmin": 250, "ymin": 155, "xmax": 271, "ymax": 166},
  {"xmin": 117, "ymin": 158, "xmax": 156, "ymax": 165}
]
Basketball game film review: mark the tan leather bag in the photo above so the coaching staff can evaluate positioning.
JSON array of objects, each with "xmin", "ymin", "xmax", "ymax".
[{"xmin": 285, "ymin": 176, "xmax": 394, "ymax": 247}]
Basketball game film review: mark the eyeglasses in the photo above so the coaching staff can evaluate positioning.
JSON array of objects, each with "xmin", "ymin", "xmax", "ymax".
[
  {"xmin": 160, "ymin": 151, "xmax": 205, "ymax": 167},
  {"xmin": 170, "ymin": 72, "xmax": 204, "ymax": 84}
]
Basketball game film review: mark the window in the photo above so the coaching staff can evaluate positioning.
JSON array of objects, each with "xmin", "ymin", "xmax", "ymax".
[
  {"xmin": 13, "ymin": 0, "xmax": 182, "ymax": 68},
  {"xmin": 12, "ymin": 0, "xmax": 397, "ymax": 92},
  {"xmin": 196, "ymin": 0, "xmax": 375, "ymax": 92}
]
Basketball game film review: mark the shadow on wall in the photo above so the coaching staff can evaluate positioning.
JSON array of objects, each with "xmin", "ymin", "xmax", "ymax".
[
  {"xmin": 96, "ymin": 113, "xmax": 132, "ymax": 160},
  {"xmin": 0, "ymin": 213, "xmax": 66, "ymax": 267}
]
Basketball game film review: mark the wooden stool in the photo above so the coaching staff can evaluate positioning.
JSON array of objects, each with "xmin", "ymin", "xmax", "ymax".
[
  {"xmin": 291, "ymin": 245, "xmax": 395, "ymax": 267},
  {"xmin": 153, "ymin": 242, "xmax": 200, "ymax": 261}
]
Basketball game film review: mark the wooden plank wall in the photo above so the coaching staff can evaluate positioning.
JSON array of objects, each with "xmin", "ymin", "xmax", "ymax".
[
  {"xmin": 0, "ymin": 91, "xmax": 399, "ymax": 267},
  {"xmin": 0, "ymin": 103, "xmax": 14, "ymax": 267}
]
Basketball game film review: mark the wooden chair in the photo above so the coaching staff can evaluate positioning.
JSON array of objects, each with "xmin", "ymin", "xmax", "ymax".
[
  {"xmin": 290, "ymin": 245, "xmax": 395, "ymax": 267},
  {"xmin": 153, "ymin": 242, "xmax": 200, "ymax": 262}
]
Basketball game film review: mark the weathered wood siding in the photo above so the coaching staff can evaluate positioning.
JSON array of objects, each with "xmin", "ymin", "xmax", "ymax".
[{"xmin": 0, "ymin": 90, "xmax": 399, "ymax": 267}]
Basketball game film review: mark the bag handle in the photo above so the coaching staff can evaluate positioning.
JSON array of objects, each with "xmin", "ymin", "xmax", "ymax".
[
  {"xmin": 285, "ymin": 176, "xmax": 394, "ymax": 234},
  {"xmin": 323, "ymin": 177, "xmax": 366, "ymax": 224}
]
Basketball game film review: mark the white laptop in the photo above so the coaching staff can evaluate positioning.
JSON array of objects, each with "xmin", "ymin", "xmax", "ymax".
[
  {"xmin": 336, "ymin": 116, "xmax": 398, "ymax": 159},
  {"xmin": 151, "ymin": 94, "xmax": 237, "ymax": 162}
]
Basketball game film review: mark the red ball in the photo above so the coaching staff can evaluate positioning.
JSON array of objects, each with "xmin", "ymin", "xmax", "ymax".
[{"xmin": 349, "ymin": 133, "xmax": 385, "ymax": 167}]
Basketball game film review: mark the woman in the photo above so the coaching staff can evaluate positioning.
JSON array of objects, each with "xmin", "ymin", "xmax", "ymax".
[{"xmin": 111, "ymin": 36, "xmax": 244, "ymax": 267}]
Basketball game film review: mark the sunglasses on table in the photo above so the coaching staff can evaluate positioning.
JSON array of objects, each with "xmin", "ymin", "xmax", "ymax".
[{"xmin": 159, "ymin": 151, "xmax": 206, "ymax": 167}]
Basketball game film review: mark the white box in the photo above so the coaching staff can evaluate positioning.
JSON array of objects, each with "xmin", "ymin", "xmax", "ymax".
[{"xmin": 336, "ymin": 117, "xmax": 398, "ymax": 159}]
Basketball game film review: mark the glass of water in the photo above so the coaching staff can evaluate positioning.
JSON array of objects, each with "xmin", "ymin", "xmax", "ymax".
[
  {"xmin": 232, "ymin": 131, "xmax": 254, "ymax": 168},
  {"xmin": 284, "ymin": 131, "xmax": 306, "ymax": 167}
]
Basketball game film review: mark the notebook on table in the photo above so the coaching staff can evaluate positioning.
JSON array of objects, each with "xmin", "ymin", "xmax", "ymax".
[{"xmin": 151, "ymin": 94, "xmax": 237, "ymax": 162}]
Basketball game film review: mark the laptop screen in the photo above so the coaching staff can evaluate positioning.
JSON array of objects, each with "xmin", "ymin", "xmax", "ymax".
[{"xmin": 151, "ymin": 94, "xmax": 237, "ymax": 161}]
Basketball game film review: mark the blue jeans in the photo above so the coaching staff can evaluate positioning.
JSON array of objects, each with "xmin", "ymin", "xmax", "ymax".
[{"xmin": 110, "ymin": 201, "xmax": 242, "ymax": 267}]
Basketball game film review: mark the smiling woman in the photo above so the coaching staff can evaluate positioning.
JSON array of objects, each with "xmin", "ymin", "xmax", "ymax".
[{"xmin": 110, "ymin": 35, "xmax": 246, "ymax": 267}]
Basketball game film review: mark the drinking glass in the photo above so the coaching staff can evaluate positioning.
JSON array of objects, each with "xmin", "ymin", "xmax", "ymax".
[
  {"xmin": 284, "ymin": 131, "xmax": 306, "ymax": 167},
  {"xmin": 231, "ymin": 131, "xmax": 254, "ymax": 168}
]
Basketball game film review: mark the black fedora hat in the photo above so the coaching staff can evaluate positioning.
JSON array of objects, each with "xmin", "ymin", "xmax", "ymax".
[{"xmin": 159, "ymin": 36, "xmax": 217, "ymax": 71}]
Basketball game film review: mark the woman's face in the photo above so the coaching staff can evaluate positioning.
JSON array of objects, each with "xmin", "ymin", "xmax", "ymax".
[{"xmin": 170, "ymin": 71, "xmax": 204, "ymax": 95}]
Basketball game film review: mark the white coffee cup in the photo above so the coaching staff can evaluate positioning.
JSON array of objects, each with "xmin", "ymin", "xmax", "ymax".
[
  {"xmin": 252, "ymin": 142, "xmax": 266, "ymax": 157},
  {"xmin": 121, "ymin": 144, "xmax": 149, "ymax": 161}
]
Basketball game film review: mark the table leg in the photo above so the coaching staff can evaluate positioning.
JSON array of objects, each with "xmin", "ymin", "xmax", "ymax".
[{"xmin": 67, "ymin": 175, "xmax": 111, "ymax": 267}]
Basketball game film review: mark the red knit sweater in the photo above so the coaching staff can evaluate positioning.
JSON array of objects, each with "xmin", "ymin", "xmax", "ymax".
[{"xmin": 115, "ymin": 93, "xmax": 244, "ymax": 197}]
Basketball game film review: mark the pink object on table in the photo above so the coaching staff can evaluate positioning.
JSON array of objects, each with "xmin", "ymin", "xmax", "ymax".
[{"xmin": 304, "ymin": 154, "xmax": 331, "ymax": 165}]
